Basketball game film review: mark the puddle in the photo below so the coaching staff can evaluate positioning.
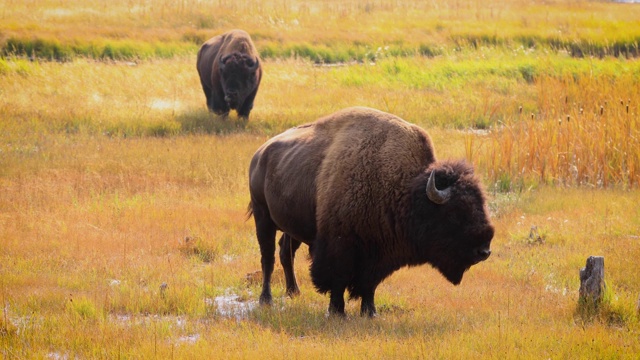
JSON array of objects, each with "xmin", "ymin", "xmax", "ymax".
[
  {"xmin": 210, "ymin": 294, "xmax": 257, "ymax": 320},
  {"xmin": 109, "ymin": 314, "xmax": 188, "ymax": 329}
]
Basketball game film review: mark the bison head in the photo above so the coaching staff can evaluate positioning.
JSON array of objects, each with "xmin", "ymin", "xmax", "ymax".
[
  {"xmin": 409, "ymin": 160, "xmax": 494, "ymax": 285},
  {"xmin": 219, "ymin": 53, "xmax": 260, "ymax": 109}
]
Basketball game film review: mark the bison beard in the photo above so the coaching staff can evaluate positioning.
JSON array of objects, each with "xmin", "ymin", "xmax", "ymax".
[{"xmin": 248, "ymin": 107, "xmax": 494, "ymax": 317}]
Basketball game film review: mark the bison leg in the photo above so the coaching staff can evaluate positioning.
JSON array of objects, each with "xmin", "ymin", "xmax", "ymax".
[
  {"xmin": 278, "ymin": 233, "xmax": 301, "ymax": 297},
  {"xmin": 209, "ymin": 88, "xmax": 230, "ymax": 116},
  {"xmin": 200, "ymin": 81, "xmax": 214, "ymax": 111},
  {"xmin": 360, "ymin": 289, "xmax": 377, "ymax": 317},
  {"xmin": 253, "ymin": 208, "xmax": 277, "ymax": 306},
  {"xmin": 236, "ymin": 101, "xmax": 253, "ymax": 119},
  {"xmin": 237, "ymin": 88, "xmax": 258, "ymax": 119},
  {"xmin": 311, "ymin": 237, "xmax": 353, "ymax": 317},
  {"xmin": 329, "ymin": 286, "xmax": 347, "ymax": 317}
]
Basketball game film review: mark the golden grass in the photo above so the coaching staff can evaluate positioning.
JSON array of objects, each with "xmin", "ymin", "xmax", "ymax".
[
  {"xmin": 2, "ymin": 137, "xmax": 639, "ymax": 357},
  {"xmin": 478, "ymin": 73, "xmax": 640, "ymax": 189},
  {"xmin": 2, "ymin": 0, "xmax": 640, "ymax": 358}
]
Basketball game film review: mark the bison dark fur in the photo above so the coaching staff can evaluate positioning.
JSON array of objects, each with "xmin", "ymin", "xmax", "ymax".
[
  {"xmin": 248, "ymin": 107, "xmax": 494, "ymax": 317},
  {"xmin": 196, "ymin": 29, "xmax": 262, "ymax": 119}
]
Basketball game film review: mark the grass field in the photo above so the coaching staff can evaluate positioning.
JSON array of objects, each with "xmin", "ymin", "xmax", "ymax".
[{"xmin": 1, "ymin": 0, "xmax": 640, "ymax": 358}]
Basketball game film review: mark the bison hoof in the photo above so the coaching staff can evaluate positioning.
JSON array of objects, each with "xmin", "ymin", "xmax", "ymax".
[
  {"xmin": 327, "ymin": 306, "xmax": 346, "ymax": 318},
  {"xmin": 259, "ymin": 293, "xmax": 272, "ymax": 306},
  {"xmin": 361, "ymin": 309, "xmax": 378, "ymax": 318},
  {"xmin": 326, "ymin": 310, "xmax": 347, "ymax": 319},
  {"xmin": 286, "ymin": 287, "xmax": 301, "ymax": 298}
]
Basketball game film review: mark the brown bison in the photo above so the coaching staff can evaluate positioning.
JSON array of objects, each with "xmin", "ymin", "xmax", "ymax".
[
  {"xmin": 248, "ymin": 107, "xmax": 494, "ymax": 317},
  {"xmin": 196, "ymin": 29, "xmax": 262, "ymax": 118}
]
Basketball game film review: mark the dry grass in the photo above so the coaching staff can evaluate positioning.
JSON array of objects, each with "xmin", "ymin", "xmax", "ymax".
[
  {"xmin": 2, "ymin": 134, "xmax": 639, "ymax": 358},
  {"xmin": 1, "ymin": 0, "xmax": 640, "ymax": 358},
  {"xmin": 477, "ymin": 73, "xmax": 640, "ymax": 190}
]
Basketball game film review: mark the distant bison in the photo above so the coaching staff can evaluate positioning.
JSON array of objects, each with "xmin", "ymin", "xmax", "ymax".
[
  {"xmin": 196, "ymin": 29, "xmax": 262, "ymax": 119},
  {"xmin": 248, "ymin": 107, "xmax": 494, "ymax": 317}
]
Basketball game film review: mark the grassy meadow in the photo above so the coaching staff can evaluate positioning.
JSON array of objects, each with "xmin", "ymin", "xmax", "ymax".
[{"xmin": 1, "ymin": 0, "xmax": 640, "ymax": 358}]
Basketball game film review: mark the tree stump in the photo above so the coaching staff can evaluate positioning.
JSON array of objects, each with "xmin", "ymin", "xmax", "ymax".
[{"xmin": 579, "ymin": 256, "xmax": 605, "ymax": 306}]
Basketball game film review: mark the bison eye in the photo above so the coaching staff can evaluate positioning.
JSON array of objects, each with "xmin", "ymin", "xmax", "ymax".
[{"xmin": 245, "ymin": 59, "xmax": 255, "ymax": 67}]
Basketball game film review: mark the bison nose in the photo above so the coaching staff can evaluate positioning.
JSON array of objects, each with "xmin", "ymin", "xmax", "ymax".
[{"xmin": 476, "ymin": 248, "xmax": 491, "ymax": 260}]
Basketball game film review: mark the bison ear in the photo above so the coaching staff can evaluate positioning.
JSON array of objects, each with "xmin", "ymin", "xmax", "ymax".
[{"xmin": 426, "ymin": 171, "xmax": 451, "ymax": 204}]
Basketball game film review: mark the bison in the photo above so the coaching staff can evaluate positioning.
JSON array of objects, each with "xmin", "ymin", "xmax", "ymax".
[
  {"xmin": 248, "ymin": 107, "xmax": 494, "ymax": 317},
  {"xmin": 196, "ymin": 29, "xmax": 262, "ymax": 119}
]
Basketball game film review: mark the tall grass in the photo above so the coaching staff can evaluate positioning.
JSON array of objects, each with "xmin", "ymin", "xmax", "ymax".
[{"xmin": 477, "ymin": 73, "xmax": 640, "ymax": 190}]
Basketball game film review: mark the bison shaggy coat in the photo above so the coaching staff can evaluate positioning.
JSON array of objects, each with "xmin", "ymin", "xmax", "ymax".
[
  {"xmin": 196, "ymin": 29, "xmax": 262, "ymax": 119},
  {"xmin": 248, "ymin": 107, "xmax": 494, "ymax": 317}
]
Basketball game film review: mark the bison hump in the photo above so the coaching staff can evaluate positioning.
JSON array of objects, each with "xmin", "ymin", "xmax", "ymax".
[{"xmin": 315, "ymin": 107, "xmax": 436, "ymax": 239}]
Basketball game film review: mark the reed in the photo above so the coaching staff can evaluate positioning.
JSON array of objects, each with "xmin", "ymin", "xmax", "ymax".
[{"xmin": 478, "ymin": 74, "xmax": 640, "ymax": 190}]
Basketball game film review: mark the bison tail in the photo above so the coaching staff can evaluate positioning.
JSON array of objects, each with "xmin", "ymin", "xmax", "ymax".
[{"xmin": 245, "ymin": 202, "xmax": 254, "ymax": 221}]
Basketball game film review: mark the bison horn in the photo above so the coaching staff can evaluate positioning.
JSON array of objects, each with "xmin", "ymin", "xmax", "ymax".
[
  {"xmin": 220, "ymin": 54, "xmax": 232, "ymax": 66},
  {"xmin": 246, "ymin": 57, "xmax": 259, "ymax": 72},
  {"xmin": 426, "ymin": 171, "xmax": 451, "ymax": 204}
]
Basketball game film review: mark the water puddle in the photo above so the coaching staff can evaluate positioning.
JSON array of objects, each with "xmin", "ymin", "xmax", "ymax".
[
  {"xmin": 208, "ymin": 293, "xmax": 258, "ymax": 320},
  {"xmin": 109, "ymin": 314, "xmax": 188, "ymax": 329}
]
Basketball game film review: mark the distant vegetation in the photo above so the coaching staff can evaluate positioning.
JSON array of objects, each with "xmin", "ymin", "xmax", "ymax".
[{"xmin": 2, "ymin": 0, "xmax": 640, "ymax": 62}]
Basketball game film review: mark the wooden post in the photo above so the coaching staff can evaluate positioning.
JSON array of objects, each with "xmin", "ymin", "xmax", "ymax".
[{"xmin": 579, "ymin": 256, "xmax": 605, "ymax": 306}]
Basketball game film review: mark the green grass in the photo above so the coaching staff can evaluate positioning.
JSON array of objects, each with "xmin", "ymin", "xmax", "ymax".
[
  {"xmin": 2, "ymin": 0, "xmax": 640, "ymax": 63},
  {"xmin": 2, "ymin": 36, "xmax": 197, "ymax": 61}
]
